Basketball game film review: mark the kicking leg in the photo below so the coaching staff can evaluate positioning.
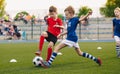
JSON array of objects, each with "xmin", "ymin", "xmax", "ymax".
[
  {"xmin": 75, "ymin": 47, "xmax": 102, "ymax": 66},
  {"xmin": 41, "ymin": 43, "xmax": 67, "ymax": 68}
]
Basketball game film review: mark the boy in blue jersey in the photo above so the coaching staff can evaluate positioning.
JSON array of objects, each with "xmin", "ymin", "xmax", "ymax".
[
  {"xmin": 41, "ymin": 6, "xmax": 102, "ymax": 68},
  {"xmin": 112, "ymin": 7, "xmax": 120, "ymax": 58}
]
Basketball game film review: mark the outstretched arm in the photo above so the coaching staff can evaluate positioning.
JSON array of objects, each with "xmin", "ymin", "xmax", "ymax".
[{"xmin": 79, "ymin": 10, "xmax": 92, "ymax": 21}]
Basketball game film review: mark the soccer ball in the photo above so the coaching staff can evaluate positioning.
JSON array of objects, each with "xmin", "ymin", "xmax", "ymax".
[{"xmin": 33, "ymin": 56, "xmax": 43, "ymax": 67}]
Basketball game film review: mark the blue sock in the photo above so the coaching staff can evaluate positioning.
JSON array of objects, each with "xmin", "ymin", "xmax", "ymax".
[
  {"xmin": 82, "ymin": 52, "xmax": 97, "ymax": 62},
  {"xmin": 48, "ymin": 52, "xmax": 57, "ymax": 65},
  {"xmin": 116, "ymin": 45, "xmax": 120, "ymax": 57}
]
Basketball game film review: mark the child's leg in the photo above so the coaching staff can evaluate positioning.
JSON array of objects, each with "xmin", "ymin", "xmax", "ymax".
[
  {"xmin": 114, "ymin": 36, "xmax": 120, "ymax": 58},
  {"xmin": 35, "ymin": 32, "xmax": 48, "ymax": 55},
  {"xmin": 39, "ymin": 35, "xmax": 45, "ymax": 51},
  {"xmin": 46, "ymin": 42, "xmax": 54, "ymax": 61},
  {"xmin": 75, "ymin": 48, "xmax": 102, "ymax": 65},
  {"xmin": 116, "ymin": 42, "xmax": 120, "ymax": 57},
  {"xmin": 47, "ymin": 43, "xmax": 67, "ymax": 65}
]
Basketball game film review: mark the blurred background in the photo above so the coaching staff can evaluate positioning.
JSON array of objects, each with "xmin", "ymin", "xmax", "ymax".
[{"xmin": 0, "ymin": 0, "xmax": 119, "ymax": 40}]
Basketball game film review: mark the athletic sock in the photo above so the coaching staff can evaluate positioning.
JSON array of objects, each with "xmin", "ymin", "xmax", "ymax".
[
  {"xmin": 39, "ymin": 36, "xmax": 44, "ymax": 51},
  {"xmin": 82, "ymin": 52, "xmax": 97, "ymax": 62},
  {"xmin": 48, "ymin": 52, "xmax": 57, "ymax": 65},
  {"xmin": 46, "ymin": 47, "xmax": 52, "ymax": 61},
  {"xmin": 116, "ymin": 45, "xmax": 120, "ymax": 57}
]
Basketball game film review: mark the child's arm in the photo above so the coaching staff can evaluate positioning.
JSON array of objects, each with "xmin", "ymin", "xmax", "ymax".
[
  {"xmin": 112, "ymin": 25, "xmax": 115, "ymax": 38},
  {"xmin": 54, "ymin": 19, "xmax": 64, "ymax": 29},
  {"xmin": 54, "ymin": 25, "xmax": 64, "ymax": 29},
  {"xmin": 57, "ymin": 31, "xmax": 67, "ymax": 38},
  {"xmin": 79, "ymin": 10, "xmax": 92, "ymax": 21},
  {"xmin": 112, "ymin": 19, "xmax": 115, "ymax": 38}
]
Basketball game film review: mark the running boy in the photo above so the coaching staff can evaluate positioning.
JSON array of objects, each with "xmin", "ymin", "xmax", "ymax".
[
  {"xmin": 112, "ymin": 7, "xmax": 120, "ymax": 58},
  {"xmin": 41, "ymin": 6, "xmax": 102, "ymax": 68},
  {"xmin": 35, "ymin": 6, "xmax": 64, "ymax": 61}
]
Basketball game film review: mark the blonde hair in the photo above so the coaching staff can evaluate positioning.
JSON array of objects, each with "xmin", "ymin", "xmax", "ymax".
[
  {"xmin": 49, "ymin": 6, "xmax": 57, "ymax": 13},
  {"xmin": 114, "ymin": 7, "xmax": 120, "ymax": 12},
  {"xmin": 64, "ymin": 6, "xmax": 75, "ymax": 14}
]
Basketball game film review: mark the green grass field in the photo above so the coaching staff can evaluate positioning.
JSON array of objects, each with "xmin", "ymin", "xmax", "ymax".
[{"xmin": 0, "ymin": 42, "xmax": 120, "ymax": 74}]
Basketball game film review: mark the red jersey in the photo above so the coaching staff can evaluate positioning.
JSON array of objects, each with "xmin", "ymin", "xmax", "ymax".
[{"xmin": 47, "ymin": 17, "xmax": 63, "ymax": 37}]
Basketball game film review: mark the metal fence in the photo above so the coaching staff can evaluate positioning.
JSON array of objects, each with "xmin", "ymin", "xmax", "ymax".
[
  {"xmin": 17, "ymin": 18, "xmax": 113, "ymax": 40},
  {"xmin": 79, "ymin": 18, "xmax": 113, "ymax": 40}
]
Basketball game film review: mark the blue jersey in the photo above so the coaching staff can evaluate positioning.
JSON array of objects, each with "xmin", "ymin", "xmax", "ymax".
[
  {"xmin": 66, "ymin": 17, "xmax": 79, "ymax": 42},
  {"xmin": 113, "ymin": 18, "xmax": 120, "ymax": 37}
]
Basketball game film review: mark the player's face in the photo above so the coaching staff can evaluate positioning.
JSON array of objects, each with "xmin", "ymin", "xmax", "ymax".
[
  {"xmin": 64, "ymin": 11, "xmax": 72, "ymax": 20},
  {"xmin": 114, "ymin": 10, "xmax": 120, "ymax": 17},
  {"xmin": 49, "ymin": 12, "xmax": 57, "ymax": 18}
]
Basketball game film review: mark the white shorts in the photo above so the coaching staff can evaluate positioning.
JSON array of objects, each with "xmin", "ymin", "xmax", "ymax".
[
  {"xmin": 61, "ymin": 39, "xmax": 80, "ymax": 48},
  {"xmin": 114, "ymin": 36, "xmax": 120, "ymax": 42}
]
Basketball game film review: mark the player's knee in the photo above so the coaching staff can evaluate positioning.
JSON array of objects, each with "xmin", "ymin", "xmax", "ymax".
[
  {"xmin": 116, "ymin": 42, "xmax": 120, "ymax": 46},
  {"xmin": 41, "ymin": 32, "xmax": 45, "ymax": 36},
  {"xmin": 48, "ymin": 45, "xmax": 53, "ymax": 48},
  {"xmin": 41, "ymin": 32, "xmax": 47, "ymax": 37},
  {"xmin": 48, "ymin": 42, "xmax": 54, "ymax": 48}
]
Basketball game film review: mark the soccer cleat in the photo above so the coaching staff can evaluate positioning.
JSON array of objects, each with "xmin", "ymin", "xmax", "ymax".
[
  {"xmin": 35, "ymin": 50, "xmax": 41, "ymax": 56},
  {"xmin": 40, "ymin": 60, "xmax": 50, "ymax": 68},
  {"xmin": 96, "ymin": 58, "xmax": 102, "ymax": 66}
]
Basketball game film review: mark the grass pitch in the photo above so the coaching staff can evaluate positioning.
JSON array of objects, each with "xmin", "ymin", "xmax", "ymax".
[{"xmin": 0, "ymin": 42, "xmax": 120, "ymax": 74}]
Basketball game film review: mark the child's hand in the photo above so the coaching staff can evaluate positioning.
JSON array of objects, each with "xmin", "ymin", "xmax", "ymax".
[
  {"xmin": 88, "ymin": 10, "xmax": 92, "ymax": 15},
  {"xmin": 54, "ymin": 25, "xmax": 60, "ymax": 28},
  {"xmin": 112, "ymin": 35, "xmax": 114, "ymax": 38}
]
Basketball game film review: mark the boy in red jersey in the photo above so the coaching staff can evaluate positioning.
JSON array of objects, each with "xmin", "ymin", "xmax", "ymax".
[{"xmin": 35, "ymin": 6, "xmax": 64, "ymax": 61}]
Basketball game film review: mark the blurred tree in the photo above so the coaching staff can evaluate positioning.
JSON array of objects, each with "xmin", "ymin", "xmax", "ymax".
[
  {"xmin": 58, "ymin": 14, "xmax": 64, "ymax": 20},
  {"xmin": 14, "ymin": 11, "xmax": 29, "ymax": 20},
  {"xmin": 100, "ymin": 0, "xmax": 120, "ymax": 17},
  {"xmin": 77, "ymin": 6, "xmax": 92, "ymax": 17},
  {"xmin": 58, "ymin": 14, "xmax": 65, "ymax": 23},
  {"xmin": 0, "ymin": 0, "xmax": 6, "ymax": 17}
]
